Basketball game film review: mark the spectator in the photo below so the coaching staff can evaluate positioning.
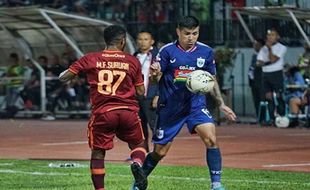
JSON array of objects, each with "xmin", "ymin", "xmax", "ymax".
[
  {"xmin": 20, "ymin": 60, "xmax": 41, "ymax": 110},
  {"xmin": 298, "ymin": 43, "xmax": 310, "ymax": 79},
  {"xmin": 5, "ymin": 53, "xmax": 24, "ymax": 117},
  {"xmin": 190, "ymin": 0, "xmax": 210, "ymax": 22},
  {"xmin": 284, "ymin": 65, "xmax": 306, "ymax": 127},
  {"xmin": 134, "ymin": 30, "xmax": 159, "ymax": 152},
  {"xmin": 248, "ymin": 38, "xmax": 265, "ymax": 117},
  {"xmin": 256, "ymin": 28, "xmax": 287, "ymax": 124}
]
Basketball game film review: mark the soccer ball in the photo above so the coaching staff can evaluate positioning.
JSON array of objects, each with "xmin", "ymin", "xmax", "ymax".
[
  {"xmin": 186, "ymin": 70, "xmax": 215, "ymax": 94},
  {"xmin": 275, "ymin": 116, "xmax": 290, "ymax": 128}
]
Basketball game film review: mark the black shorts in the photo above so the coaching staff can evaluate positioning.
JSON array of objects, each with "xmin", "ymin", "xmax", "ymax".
[{"xmin": 262, "ymin": 70, "xmax": 284, "ymax": 94}]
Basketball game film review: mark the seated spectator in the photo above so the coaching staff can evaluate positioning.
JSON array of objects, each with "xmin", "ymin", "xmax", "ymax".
[
  {"xmin": 20, "ymin": 60, "xmax": 41, "ymax": 110},
  {"xmin": 298, "ymin": 43, "xmax": 310, "ymax": 78},
  {"xmin": 284, "ymin": 65, "xmax": 307, "ymax": 127}
]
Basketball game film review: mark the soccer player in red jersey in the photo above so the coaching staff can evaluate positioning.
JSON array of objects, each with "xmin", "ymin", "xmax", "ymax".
[{"xmin": 59, "ymin": 25, "xmax": 148, "ymax": 190}]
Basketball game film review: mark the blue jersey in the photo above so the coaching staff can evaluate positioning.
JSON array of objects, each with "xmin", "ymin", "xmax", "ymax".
[{"xmin": 157, "ymin": 41, "xmax": 216, "ymax": 125}]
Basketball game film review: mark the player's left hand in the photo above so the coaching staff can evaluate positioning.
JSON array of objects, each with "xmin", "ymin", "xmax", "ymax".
[{"xmin": 219, "ymin": 104, "xmax": 237, "ymax": 121}]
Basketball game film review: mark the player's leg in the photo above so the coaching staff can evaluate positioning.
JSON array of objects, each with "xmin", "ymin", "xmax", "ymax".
[
  {"xmin": 128, "ymin": 144, "xmax": 148, "ymax": 190},
  {"xmin": 90, "ymin": 149, "xmax": 106, "ymax": 190},
  {"xmin": 131, "ymin": 114, "xmax": 185, "ymax": 190},
  {"xmin": 143, "ymin": 143, "xmax": 172, "ymax": 176},
  {"xmin": 195, "ymin": 123, "xmax": 225, "ymax": 190},
  {"xmin": 142, "ymin": 115, "xmax": 186, "ymax": 177},
  {"xmin": 88, "ymin": 112, "xmax": 117, "ymax": 190},
  {"xmin": 117, "ymin": 110, "xmax": 148, "ymax": 190},
  {"xmin": 187, "ymin": 108, "xmax": 224, "ymax": 190},
  {"xmin": 289, "ymin": 97, "xmax": 302, "ymax": 127}
]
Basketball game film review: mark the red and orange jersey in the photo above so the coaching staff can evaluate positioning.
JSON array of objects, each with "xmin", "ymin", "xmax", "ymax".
[{"xmin": 69, "ymin": 50, "xmax": 144, "ymax": 114}]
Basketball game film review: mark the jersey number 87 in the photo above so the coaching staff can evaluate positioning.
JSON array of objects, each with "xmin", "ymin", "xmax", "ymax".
[{"xmin": 97, "ymin": 69, "xmax": 126, "ymax": 95}]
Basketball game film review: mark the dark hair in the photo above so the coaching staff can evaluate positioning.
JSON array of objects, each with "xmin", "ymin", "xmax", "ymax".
[
  {"xmin": 38, "ymin": 55, "xmax": 48, "ymax": 63},
  {"xmin": 10, "ymin": 53, "xmax": 19, "ymax": 60},
  {"xmin": 267, "ymin": 28, "xmax": 280, "ymax": 35},
  {"xmin": 288, "ymin": 66, "xmax": 300, "ymax": 75},
  {"xmin": 177, "ymin": 16, "xmax": 200, "ymax": 29},
  {"xmin": 137, "ymin": 29, "xmax": 154, "ymax": 39},
  {"xmin": 104, "ymin": 25, "xmax": 127, "ymax": 46},
  {"xmin": 255, "ymin": 38, "xmax": 265, "ymax": 46}
]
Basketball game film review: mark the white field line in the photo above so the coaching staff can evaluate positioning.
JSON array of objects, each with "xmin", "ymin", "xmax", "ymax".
[
  {"xmin": 41, "ymin": 135, "xmax": 235, "ymax": 146},
  {"xmin": 176, "ymin": 135, "xmax": 235, "ymax": 140},
  {"xmin": 263, "ymin": 163, "xmax": 310, "ymax": 168},
  {"xmin": 0, "ymin": 169, "xmax": 309, "ymax": 186},
  {"xmin": 0, "ymin": 163, "xmax": 13, "ymax": 166},
  {"xmin": 286, "ymin": 133, "xmax": 310, "ymax": 136},
  {"xmin": 0, "ymin": 169, "xmax": 84, "ymax": 176},
  {"xmin": 42, "ymin": 141, "xmax": 87, "ymax": 146}
]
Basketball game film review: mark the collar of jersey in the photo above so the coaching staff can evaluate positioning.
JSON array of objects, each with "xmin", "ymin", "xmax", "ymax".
[
  {"xmin": 103, "ymin": 50, "xmax": 123, "ymax": 53},
  {"xmin": 176, "ymin": 41, "xmax": 197, "ymax": 52}
]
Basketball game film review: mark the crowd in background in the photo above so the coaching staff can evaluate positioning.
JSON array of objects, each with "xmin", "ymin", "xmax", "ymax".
[
  {"xmin": 0, "ymin": 0, "xmax": 178, "ymax": 23},
  {"xmin": 0, "ymin": 48, "xmax": 90, "ymax": 119}
]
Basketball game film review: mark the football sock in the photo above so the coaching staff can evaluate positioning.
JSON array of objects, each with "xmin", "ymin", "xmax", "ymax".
[
  {"xmin": 90, "ymin": 159, "xmax": 105, "ymax": 190},
  {"xmin": 142, "ymin": 152, "xmax": 160, "ymax": 176},
  {"xmin": 130, "ymin": 147, "xmax": 147, "ymax": 166},
  {"xmin": 206, "ymin": 148, "xmax": 222, "ymax": 187}
]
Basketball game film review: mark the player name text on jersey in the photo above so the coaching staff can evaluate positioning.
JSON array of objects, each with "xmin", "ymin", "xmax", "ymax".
[{"xmin": 96, "ymin": 61, "xmax": 129, "ymax": 70}]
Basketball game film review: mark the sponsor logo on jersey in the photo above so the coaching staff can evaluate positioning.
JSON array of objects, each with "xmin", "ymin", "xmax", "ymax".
[
  {"xmin": 196, "ymin": 57, "xmax": 205, "ymax": 68},
  {"xmin": 174, "ymin": 69, "xmax": 192, "ymax": 83},
  {"xmin": 170, "ymin": 58, "xmax": 176, "ymax": 63},
  {"xmin": 102, "ymin": 53, "xmax": 125, "ymax": 58},
  {"xmin": 179, "ymin": 65, "xmax": 196, "ymax": 70}
]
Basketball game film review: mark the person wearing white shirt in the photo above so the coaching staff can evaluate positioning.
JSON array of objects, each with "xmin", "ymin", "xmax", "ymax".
[
  {"xmin": 257, "ymin": 28, "xmax": 287, "ymax": 124},
  {"xmin": 134, "ymin": 31, "xmax": 159, "ymax": 152}
]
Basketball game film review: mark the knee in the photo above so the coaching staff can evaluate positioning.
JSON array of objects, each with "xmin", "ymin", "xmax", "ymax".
[
  {"xmin": 91, "ymin": 149, "xmax": 106, "ymax": 159},
  {"xmin": 202, "ymin": 135, "xmax": 217, "ymax": 148},
  {"xmin": 151, "ymin": 148, "xmax": 168, "ymax": 161},
  {"xmin": 152, "ymin": 149, "xmax": 167, "ymax": 161}
]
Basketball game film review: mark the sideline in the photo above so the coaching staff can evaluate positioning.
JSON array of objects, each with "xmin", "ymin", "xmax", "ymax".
[{"xmin": 263, "ymin": 163, "xmax": 310, "ymax": 168}]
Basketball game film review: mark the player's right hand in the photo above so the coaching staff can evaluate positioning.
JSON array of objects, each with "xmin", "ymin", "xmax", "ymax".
[{"xmin": 150, "ymin": 61, "xmax": 161, "ymax": 76}]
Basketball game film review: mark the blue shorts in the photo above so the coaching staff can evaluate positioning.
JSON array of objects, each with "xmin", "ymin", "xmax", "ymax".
[{"xmin": 152, "ymin": 108, "xmax": 214, "ymax": 145}]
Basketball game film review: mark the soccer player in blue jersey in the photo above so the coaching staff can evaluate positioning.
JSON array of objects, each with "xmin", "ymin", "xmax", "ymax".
[{"xmin": 132, "ymin": 16, "xmax": 236, "ymax": 190}]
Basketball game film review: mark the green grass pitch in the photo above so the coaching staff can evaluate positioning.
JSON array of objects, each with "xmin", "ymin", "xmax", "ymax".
[{"xmin": 0, "ymin": 159, "xmax": 309, "ymax": 190}]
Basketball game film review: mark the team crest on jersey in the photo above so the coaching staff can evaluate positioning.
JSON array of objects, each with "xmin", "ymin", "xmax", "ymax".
[
  {"xmin": 156, "ymin": 128, "xmax": 164, "ymax": 139},
  {"xmin": 196, "ymin": 57, "xmax": 205, "ymax": 68}
]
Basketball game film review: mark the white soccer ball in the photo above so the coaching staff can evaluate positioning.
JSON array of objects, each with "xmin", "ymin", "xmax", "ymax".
[
  {"xmin": 186, "ymin": 70, "xmax": 215, "ymax": 94},
  {"xmin": 275, "ymin": 116, "xmax": 290, "ymax": 128}
]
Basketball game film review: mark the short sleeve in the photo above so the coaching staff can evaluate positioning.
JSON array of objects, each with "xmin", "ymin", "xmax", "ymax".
[
  {"xmin": 273, "ymin": 44, "xmax": 287, "ymax": 59},
  {"xmin": 159, "ymin": 48, "xmax": 169, "ymax": 72},
  {"xmin": 256, "ymin": 48, "xmax": 265, "ymax": 62},
  {"xmin": 204, "ymin": 50, "xmax": 216, "ymax": 75},
  {"xmin": 69, "ymin": 56, "xmax": 88, "ymax": 74}
]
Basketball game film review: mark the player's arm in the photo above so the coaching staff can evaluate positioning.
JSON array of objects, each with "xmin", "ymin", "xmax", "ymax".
[
  {"xmin": 210, "ymin": 77, "xmax": 237, "ymax": 121},
  {"xmin": 135, "ymin": 84, "xmax": 145, "ymax": 96},
  {"xmin": 59, "ymin": 69, "xmax": 76, "ymax": 83},
  {"xmin": 266, "ymin": 41, "xmax": 280, "ymax": 63}
]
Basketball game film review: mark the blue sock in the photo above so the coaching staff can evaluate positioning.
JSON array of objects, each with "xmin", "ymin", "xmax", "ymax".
[
  {"xmin": 142, "ymin": 153, "xmax": 159, "ymax": 176},
  {"xmin": 206, "ymin": 148, "xmax": 222, "ymax": 184}
]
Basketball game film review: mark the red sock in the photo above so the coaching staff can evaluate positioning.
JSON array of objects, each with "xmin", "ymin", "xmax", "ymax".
[
  {"xmin": 90, "ymin": 159, "xmax": 105, "ymax": 190},
  {"xmin": 130, "ymin": 147, "xmax": 147, "ymax": 166}
]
